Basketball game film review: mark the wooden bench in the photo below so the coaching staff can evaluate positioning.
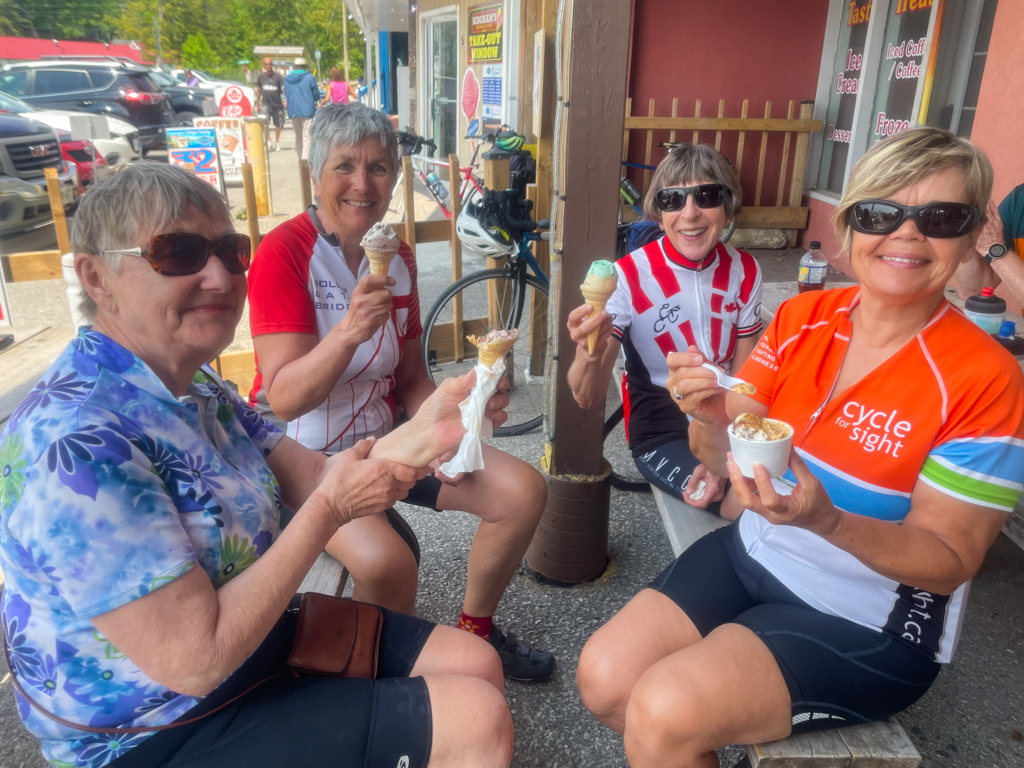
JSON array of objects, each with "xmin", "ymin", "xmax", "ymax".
[{"xmin": 297, "ymin": 552, "xmax": 350, "ymax": 598}]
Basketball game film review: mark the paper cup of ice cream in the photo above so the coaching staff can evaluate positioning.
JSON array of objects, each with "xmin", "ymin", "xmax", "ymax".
[{"xmin": 727, "ymin": 413, "xmax": 794, "ymax": 478}]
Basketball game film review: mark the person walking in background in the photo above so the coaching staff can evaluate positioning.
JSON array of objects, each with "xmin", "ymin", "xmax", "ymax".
[
  {"xmin": 321, "ymin": 67, "xmax": 355, "ymax": 106},
  {"xmin": 184, "ymin": 69, "xmax": 200, "ymax": 87},
  {"xmin": 256, "ymin": 58, "xmax": 286, "ymax": 151},
  {"xmin": 284, "ymin": 59, "xmax": 320, "ymax": 160}
]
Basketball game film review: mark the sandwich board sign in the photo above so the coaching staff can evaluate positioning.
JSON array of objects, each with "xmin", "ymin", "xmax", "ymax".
[
  {"xmin": 166, "ymin": 127, "xmax": 225, "ymax": 193},
  {"xmin": 194, "ymin": 117, "xmax": 246, "ymax": 185}
]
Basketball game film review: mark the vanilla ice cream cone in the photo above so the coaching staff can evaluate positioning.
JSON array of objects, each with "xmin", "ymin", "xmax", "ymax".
[
  {"xmin": 580, "ymin": 260, "xmax": 618, "ymax": 354},
  {"xmin": 468, "ymin": 329, "xmax": 519, "ymax": 369}
]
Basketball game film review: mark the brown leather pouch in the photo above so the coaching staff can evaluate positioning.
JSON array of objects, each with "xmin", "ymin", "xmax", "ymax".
[{"xmin": 287, "ymin": 592, "xmax": 383, "ymax": 679}]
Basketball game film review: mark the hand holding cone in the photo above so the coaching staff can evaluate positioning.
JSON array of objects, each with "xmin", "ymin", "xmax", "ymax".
[{"xmin": 580, "ymin": 260, "xmax": 618, "ymax": 354}]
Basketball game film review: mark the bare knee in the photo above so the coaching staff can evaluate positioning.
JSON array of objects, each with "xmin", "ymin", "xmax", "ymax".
[
  {"xmin": 502, "ymin": 460, "xmax": 546, "ymax": 523},
  {"xmin": 576, "ymin": 635, "xmax": 632, "ymax": 729},
  {"xmin": 624, "ymin": 672, "xmax": 706, "ymax": 763},
  {"xmin": 413, "ymin": 626, "xmax": 504, "ymax": 692},
  {"xmin": 427, "ymin": 676, "xmax": 513, "ymax": 768}
]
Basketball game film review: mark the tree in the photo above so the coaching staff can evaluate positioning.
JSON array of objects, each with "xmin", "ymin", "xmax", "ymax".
[{"xmin": 181, "ymin": 32, "xmax": 220, "ymax": 71}]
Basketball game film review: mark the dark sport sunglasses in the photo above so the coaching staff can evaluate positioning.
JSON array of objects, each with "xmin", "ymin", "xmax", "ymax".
[
  {"xmin": 105, "ymin": 233, "xmax": 252, "ymax": 276},
  {"xmin": 654, "ymin": 184, "xmax": 729, "ymax": 212},
  {"xmin": 848, "ymin": 200, "xmax": 980, "ymax": 239}
]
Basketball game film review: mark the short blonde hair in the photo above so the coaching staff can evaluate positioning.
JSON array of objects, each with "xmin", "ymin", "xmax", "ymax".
[
  {"xmin": 642, "ymin": 143, "xmax": 742, "ymax": 222},
  {"xmin": 831, "ymin": 126, "xmax": 993, "ymax": 254}
]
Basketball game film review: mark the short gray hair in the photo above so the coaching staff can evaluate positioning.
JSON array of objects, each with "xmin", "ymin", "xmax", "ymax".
[
  {"xmin": 308, "ymin": 103, "xmax": 399, "ymax": 185},
  {"xmin": 642, "ymin": 143, "xmax": 743, "ymax": 222},
  {"xmin": 71, "ymin": 162, "xmax": 232, "ymax": 321}
]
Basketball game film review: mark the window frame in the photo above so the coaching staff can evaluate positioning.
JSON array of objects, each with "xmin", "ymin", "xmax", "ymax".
[
  {"xmin": 31, "ymin": 67, "xmax": 95, "ymax": 97},
  {"xmin": 804, "ymin": 0, "xmax": 990, "ymax": 202}
]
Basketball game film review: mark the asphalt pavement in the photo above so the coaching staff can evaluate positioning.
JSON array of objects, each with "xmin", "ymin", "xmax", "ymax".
[{"xmin": 1, "ymin": 123, "xmax": 1022, "ymax": 768}]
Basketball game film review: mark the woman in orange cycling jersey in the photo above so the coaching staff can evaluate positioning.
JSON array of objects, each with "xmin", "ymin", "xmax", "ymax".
[{"xmin": 576, "ymin": 127, "xmax": 1024, "ymax": 767}]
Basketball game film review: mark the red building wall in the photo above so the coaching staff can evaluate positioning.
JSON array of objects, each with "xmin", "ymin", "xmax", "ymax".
[{"xmin": 627, "ymin": 0, "xmax": 831, "ymax": 207}]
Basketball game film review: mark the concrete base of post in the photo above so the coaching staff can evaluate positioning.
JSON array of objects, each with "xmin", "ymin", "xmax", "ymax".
[{"xmin": 525, "ymin": 457, "xmax": 611, "ymax": 584}]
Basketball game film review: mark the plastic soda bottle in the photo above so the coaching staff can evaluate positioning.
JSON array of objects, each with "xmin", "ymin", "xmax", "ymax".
[{"xmin": 797, "ymin": 241, "xmax": 828, "ymax": 293}]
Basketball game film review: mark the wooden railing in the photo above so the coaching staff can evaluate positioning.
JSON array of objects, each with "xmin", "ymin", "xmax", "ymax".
[{"xmin": 622, "ymin": 98, "xmax": 821, "ymax": 245}]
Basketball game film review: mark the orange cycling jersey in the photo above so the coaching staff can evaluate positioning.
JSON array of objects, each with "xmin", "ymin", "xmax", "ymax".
[{"xmin": 735, "ymin": 286, "xmax": 1024, "ymax": 662}]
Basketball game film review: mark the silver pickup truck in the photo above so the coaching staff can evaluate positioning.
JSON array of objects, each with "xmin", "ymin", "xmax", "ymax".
[{"xmin": 0, "ymin": 113, "xmax": 78, "ymax": 236}]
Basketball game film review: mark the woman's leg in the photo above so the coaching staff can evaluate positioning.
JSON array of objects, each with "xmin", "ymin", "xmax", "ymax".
[
  {"xmin": 623, "ymin": 624, "xmax": 792, "ymax": 768},
  {"xmin": 325, "ymin": 511, "xmax": 419, "ymax": 613},
  {"xmin": 576, "ymin": 588, "xmax": 702, "ymax": 733},
  {"xmin": 423, "ymin": 675, "xmax": 514, "ymax": 768}
]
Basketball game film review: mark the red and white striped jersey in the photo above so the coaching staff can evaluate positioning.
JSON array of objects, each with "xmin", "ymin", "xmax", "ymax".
[
  {"xmin": 608, "ymin": 237, "xmax": 762, "ymax": 454},
  {"xmin": 247, "ymin": 210, "xmax": 422, "ymax": 454}
]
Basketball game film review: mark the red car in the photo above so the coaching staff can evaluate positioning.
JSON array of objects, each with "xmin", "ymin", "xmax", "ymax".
[{"xmin": 54, "ymin": 128, "xmax": 107, "ymax": 193}]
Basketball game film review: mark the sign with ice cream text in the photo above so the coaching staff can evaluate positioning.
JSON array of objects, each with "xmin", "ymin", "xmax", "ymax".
[
  {"xmin": 166, "ymin": 127, "xmax": 225, "ymax": 193},
  {"xmin": 468, "ymin": 2, "xmax": 503, "ymax": 64}
]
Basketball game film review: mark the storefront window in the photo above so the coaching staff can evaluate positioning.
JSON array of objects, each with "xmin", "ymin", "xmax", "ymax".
[
  {"xmin": 867, "ymin": 0, "xmax": 933, "ymax": 148},
  {"xmin": 817, "ymin": 0, "xmax": 872, "ymax": 194}
]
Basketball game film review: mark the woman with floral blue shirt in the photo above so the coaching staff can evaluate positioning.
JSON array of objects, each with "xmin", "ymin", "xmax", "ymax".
[{"xmin": 0, "ymin": 163, "xmax": 513, "ymax": 768}]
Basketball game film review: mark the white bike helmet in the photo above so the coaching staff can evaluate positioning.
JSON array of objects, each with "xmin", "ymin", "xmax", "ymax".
[{"xmin": 456, "ymin": 203, "xmax": 517, "ymax": 258}]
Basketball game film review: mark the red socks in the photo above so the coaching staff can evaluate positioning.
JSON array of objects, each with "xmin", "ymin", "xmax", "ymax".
[{"xmin": 457, "ymin": 612, "xmax": 493, "ymax": 638}]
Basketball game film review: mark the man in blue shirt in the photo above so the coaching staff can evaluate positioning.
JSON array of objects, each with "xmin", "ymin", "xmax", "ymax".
[{"xmin": 283, "ymin": 59, "xmax": 320, "ymax": 160}]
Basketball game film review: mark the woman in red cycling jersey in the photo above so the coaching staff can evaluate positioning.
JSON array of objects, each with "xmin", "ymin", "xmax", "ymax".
[
  {"xmin": 576, "ymin": 127, "xmax": 1024, "ymax": 767},
  {"xmin": 567, "ymin": 143, "xmax": 762, "ymax": 515}
]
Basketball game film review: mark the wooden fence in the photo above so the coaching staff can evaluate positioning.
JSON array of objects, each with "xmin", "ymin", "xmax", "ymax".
[{"xmin": 623, "ymin": 98, "xmax": 821, "ymax": 244}]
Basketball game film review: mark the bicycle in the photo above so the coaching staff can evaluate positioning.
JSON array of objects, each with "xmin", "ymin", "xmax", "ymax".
[{"xmin": 421, "ymin": 188, "xmax": 550, "ymax": 437}]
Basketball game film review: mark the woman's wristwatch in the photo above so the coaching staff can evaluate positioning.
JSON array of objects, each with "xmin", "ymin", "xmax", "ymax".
[{"xmin": 985, "ymin": 243, "xmax": 1008, "ymax": 264}]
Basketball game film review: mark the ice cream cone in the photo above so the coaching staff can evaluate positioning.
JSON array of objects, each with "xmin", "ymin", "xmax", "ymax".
[
  {"xmin": 581, "ymin": 287, "xmax": 611, "ymax": 354},
  {"xmin": 366, "ymin": 249, "xmax": 396, "ymax": 275},
  {"xmin": 468, "ymin": 331, "xmax": 519, "ymax": 369}
]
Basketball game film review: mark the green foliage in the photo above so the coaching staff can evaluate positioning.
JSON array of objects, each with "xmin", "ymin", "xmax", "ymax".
[
  {"xmin": 4, "ymin": 0, "xmax": 368, "ymax": 84},
  {"xmin": 181, "ymin": 32, "xmax": 220, "ymax": 70}
]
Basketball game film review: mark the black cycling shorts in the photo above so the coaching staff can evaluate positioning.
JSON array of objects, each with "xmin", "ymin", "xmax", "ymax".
[
  {"xmin": 650, "ymin": 525, "xmax": 940, "ymax": 733},
  {"xmin": 405, "ymin": 475, "xmax": 443, "ymax": 510},
  {"xmin": 634, "ymin": 438, "xmax": 723, "ymax": 515},
  {"xmin": 111, "ymin": 597, "xmax": 436, "ymax": 768}
]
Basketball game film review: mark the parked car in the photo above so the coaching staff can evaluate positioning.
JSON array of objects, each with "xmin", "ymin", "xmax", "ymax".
[
  {"xmin": 147, "ymin": 69, "xmax": 217, "ymax": 126},
  {"xmin": 0, "ymin": 113, "xmax": 78, "ymax": 236},
  {"xmin": 0, "ymin": 89, "xmax": 140, "ymax": 165},
  {"xmin": 53, "ymin": 128, "xmax": 108, "ymax": 192},
  {"xmin": 0, "ymin": 57, "xmax": 175, "ymax": 153},
  {"xmin": 167, "ymin": 68, "xmax": 242, "ymax": 90}
]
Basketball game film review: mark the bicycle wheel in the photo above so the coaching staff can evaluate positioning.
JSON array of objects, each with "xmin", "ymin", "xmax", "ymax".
[{"xmin": 422, "ymin": 269, "xmax": 548, "ymax": 436}]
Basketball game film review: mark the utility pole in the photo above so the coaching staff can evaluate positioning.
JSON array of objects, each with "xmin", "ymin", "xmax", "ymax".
[
  {"xmin": 343, "ymin": 8, "xmax": 350, "ymax": 82},
  {"xmin": 153, "ymin": 18, "xmax": 163, "ymax": 68}
]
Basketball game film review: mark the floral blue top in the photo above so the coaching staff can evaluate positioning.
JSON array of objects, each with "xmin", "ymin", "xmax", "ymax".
[{"xmin": 0, "ymin": 329, "xmax": 284, "ymax": 768}]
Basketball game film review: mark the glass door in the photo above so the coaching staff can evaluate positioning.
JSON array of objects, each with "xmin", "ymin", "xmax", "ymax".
[{"xmin": 428, "ymin": 15, "xmax": 459, "ymax": 161}]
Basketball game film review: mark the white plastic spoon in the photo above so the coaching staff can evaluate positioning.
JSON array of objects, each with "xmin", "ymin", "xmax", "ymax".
[{"xmin": 701, "ymin": 362, "xmax": 756, "ymax": 395}]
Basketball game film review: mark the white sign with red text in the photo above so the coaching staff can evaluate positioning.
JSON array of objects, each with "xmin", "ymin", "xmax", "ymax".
[{"xmin": 215, "ymin": 85, "xmax": 256, "ymax": 118}]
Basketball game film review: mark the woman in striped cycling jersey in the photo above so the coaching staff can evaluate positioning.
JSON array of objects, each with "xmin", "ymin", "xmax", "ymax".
[{"xmin": 575, "ymin": 127, "xmax": 1023, "ymax": 767}]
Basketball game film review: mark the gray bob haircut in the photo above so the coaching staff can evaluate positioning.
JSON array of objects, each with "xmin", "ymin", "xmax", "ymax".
[
  {"xmin": 308, "ymin": 103, "xmax": 399, "ymax": 184},
  {"xmin": 642, "ymin": 143, "xmax": 743, "ymax": 222},
  {"xmin": 71, "ymin": 161, "xmax": 231, "ymax": 321}
]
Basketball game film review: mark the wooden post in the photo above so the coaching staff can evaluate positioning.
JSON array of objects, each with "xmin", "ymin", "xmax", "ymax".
[
  {"xmin": 691, "ymin": 99, "xmax": 701, "ymax": 145},
  {"xmin": 776, "ymin": 100, "xmax": 796, "ymax": 207},
  {"xmin": 525, "ymin": 0, "xmax": 630, "ymax": 585},
  {"xmin": 402, "ymin": 155, "xmax": 417, "ymax": 256},
  {"xmin": 534, "ymin": 0, "xmax": 557, "ymax": 376},
  {"xmin": 643, "ymin": 98, "xmax": 655, "ymax": 192},
  {"xmin": 241, "ymin": 163, "xmax": 262, "ymax": 251},
  {"xmin": 483, "ymin": 155, "xmax": 511, "ymax": 333},
  {"xmin": 754, "ymin": 101, "xmax": 772, "ymax": 207},
  {"xmin": 244, "ymin": 119, "xmax": 271, "ymax": 217},
  {"xmin": 299, "ymin": 158, "xmax": 312, "ymax": 210},
  {"xmin": 546, "ymin": 0, "xmax": 630, "ymax": 475},
  {"xmin": 787, "ymin": 100, "xmax": 815, "ymax": 246},
  {"xmin": 43, "ymin": 168, "xmax": 71, "ymax": 255},
  {"xmin": 714, "ymin": 99, "xmax": 725, "ymax": 152},
  {"xmin": 735, "ymin": 99, "xmax": 749, "ymax": 177},
  {"xmin": 448, "ymin": 153, "xmax": 464, "ymax": 363}
]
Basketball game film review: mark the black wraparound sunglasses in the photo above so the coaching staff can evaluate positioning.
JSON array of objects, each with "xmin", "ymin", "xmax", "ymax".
[
  {"xmin": 105, "ymin": 233, "xmax": 252, "ymax": 276},
  {"xmin": 848, "ymin": 200, "xmax": 980, "ymax": 239},
  {"xmin": 654, "ymin": 184, "xmax": 729, "ymax": 212}
]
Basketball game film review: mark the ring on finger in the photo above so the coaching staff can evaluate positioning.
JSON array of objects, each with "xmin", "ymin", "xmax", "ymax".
[
  {"xmin": 673, "ymin": 386, "xmax": 682, "ymax": 401},
  {"xmin": 752, "ymin": 488, "xmax": 759, "ymax": 496}
]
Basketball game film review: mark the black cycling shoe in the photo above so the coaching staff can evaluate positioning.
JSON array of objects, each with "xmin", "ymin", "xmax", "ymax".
[{"xmin": 488, "ymin": 625, "xmax": 556, "ymax": 681}]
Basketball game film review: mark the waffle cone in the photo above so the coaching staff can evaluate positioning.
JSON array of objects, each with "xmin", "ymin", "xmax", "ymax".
[
  {"xmin": 366, "ymin": 249, "xmax": 397, "ymax": 274},
  {"xmin": 468, "ymin": 334, "xmax": 518, "ymax": 369},
  {"xmin": 580, "ymin": 288, "xmax": 611, "ymax": 354}
]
